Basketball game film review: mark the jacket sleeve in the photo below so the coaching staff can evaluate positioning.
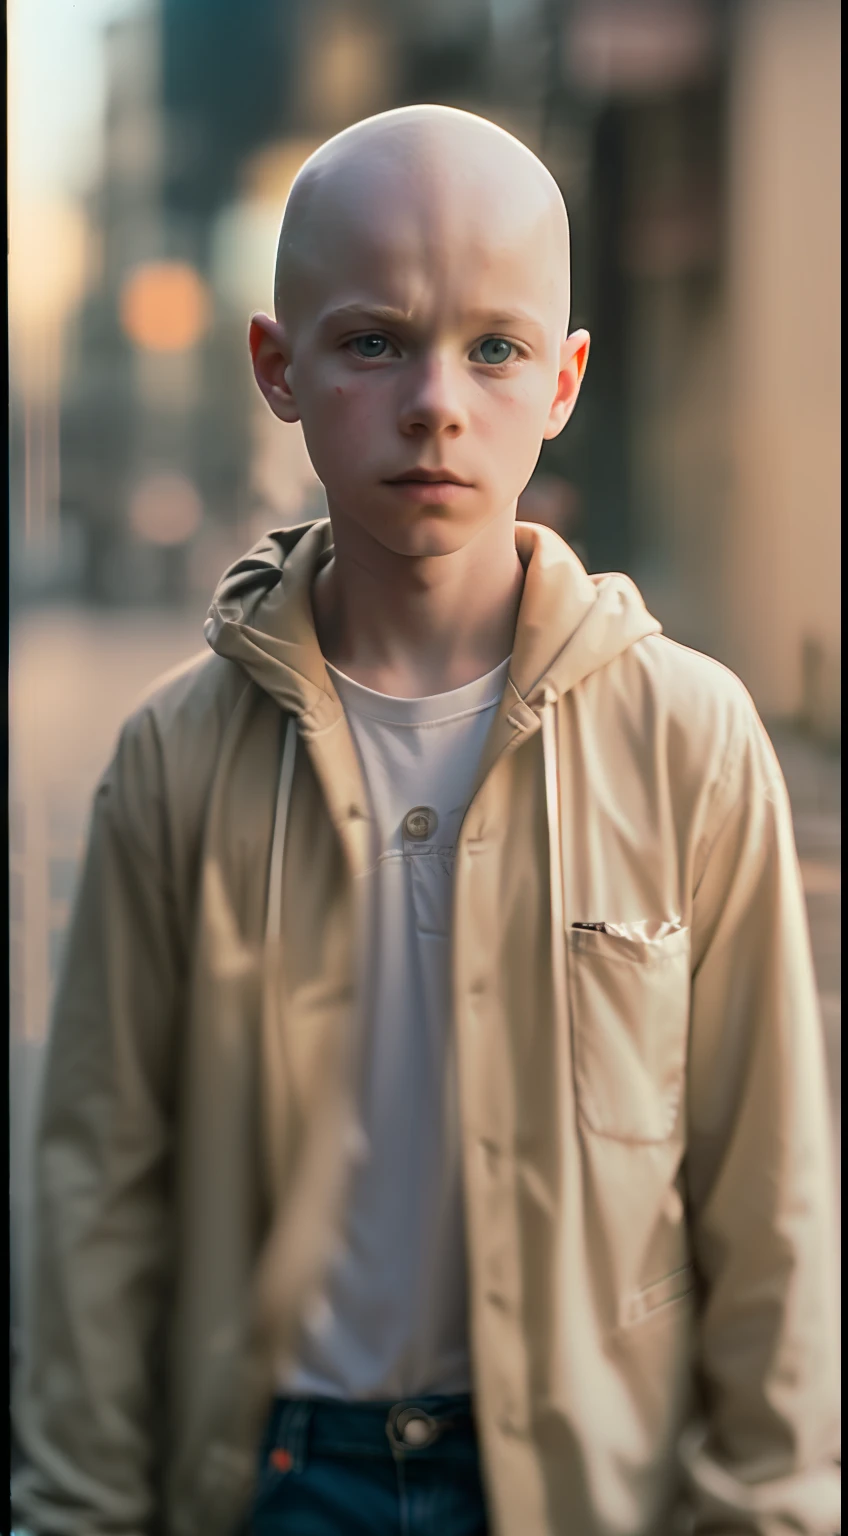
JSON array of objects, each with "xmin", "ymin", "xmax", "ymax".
[
  {"xmin": 12, "ymin": 711, "xmax": 181, "ymax": 1536},
  {"xmin": 682, "ymin": 694, "xmax": 841, "ymax": 1535}
]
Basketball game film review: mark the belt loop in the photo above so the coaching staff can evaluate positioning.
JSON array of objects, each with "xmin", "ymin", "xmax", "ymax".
[
  {"xmin": 272, "ymin": 1399, "xmax": 312, "ymax": 1475},
  {"xmin": 287, "ymin": 1400, "xmax": 312, "ymax": 1474}
]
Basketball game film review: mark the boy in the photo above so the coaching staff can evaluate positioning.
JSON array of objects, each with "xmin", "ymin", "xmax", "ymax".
[{"xmin": 13, "ymin": 106, "xmax": 840, "ymax": 1536}]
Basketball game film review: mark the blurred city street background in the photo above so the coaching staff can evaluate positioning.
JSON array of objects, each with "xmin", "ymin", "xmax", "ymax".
[{"xmin": 8, "ymin": 0, "xmax": 840, "ymax": 1374}]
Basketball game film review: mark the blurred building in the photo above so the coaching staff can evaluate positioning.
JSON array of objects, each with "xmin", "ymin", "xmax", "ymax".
[
  {"xmin": 57, "ymin": 4, "xmax": 259, "ymax": 606},
  {"xmin": 724, "ymin": 0, "xmax": 839, "ymax": 739},
  {"xmin": 13, "ymin": 0, "xmax": 840, "ymax": 736},
  {"xmin": 552, "ymin": 0, "xmax": 839, "ymax": 739}
]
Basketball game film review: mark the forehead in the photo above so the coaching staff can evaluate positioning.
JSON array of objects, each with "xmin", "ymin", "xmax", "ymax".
[{"xmin": 281, "ymin": 153, "xmax": 569, "ymax": 333}]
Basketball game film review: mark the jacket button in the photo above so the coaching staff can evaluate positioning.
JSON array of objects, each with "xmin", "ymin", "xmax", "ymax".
[{"xmin": 403, "ymin": 806, "xmax": 438, "ymax": 841}]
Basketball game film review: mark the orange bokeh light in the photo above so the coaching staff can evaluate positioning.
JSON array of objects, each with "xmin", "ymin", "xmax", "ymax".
[{"xmin": 119, "ymin": 260, "xmax": 211, "ymax": 352}]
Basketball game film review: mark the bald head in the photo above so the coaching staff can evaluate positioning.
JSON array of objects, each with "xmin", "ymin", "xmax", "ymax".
[
  {"xmin": 274, "ymin": 105, "xmax": 571, "ymax": 333},
  {"xmin": 250, "ymin": 104, "xmax": 590, "ymax": 563}
]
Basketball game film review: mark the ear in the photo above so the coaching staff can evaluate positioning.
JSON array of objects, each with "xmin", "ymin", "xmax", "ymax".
[
  {"xmin": 249, "ymin": 312, "xmax": 300, "ymax": 423},
  {"xmin": 543, "ymin": 328, "xmax": 590, "ymax": 441}
]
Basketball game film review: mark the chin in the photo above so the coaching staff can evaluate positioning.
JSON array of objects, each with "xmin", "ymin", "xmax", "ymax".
[
  {"xmin": 344, "ymin": 501, "xmax": 490, "ymax": 559},
  {"xmin": 380, "ymin": 517, "xmax": 483, "ymax": 559}
]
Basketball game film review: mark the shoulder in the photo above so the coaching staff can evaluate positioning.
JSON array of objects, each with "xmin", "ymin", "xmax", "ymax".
[
  {"xmin": 625, "ymin": 632, "xmax": 757, "ymax": 718},
  {"xmin": 114, "ymin": 648, "xmax": 251, "ymax": 773},
  {"xmin": 602, "ymin": 633, "xmax": 785, "ymax": 840},
  {"xmin": 621, "ymin": 633, "xmax": 775, "ymax": 768},
  {"xmin": 100, "ymin": 649, "xmax": 256, "ymax": 848},
  {"xmin": 128, "ymin": 646, "xmax": 249, "ymax": 736},
  {"xmin": 93, "ymin": 649, "xmax": 266, "ymax": 927}
]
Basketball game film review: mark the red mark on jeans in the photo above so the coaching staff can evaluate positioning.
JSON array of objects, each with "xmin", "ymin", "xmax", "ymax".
[{"xmin": 270, "ymin": 1447, "xmax": 293, "ymax": 1473}]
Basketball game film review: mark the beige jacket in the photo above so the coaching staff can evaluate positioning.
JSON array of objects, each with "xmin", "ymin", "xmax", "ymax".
[{"xmin": 13, "ymin": 520, "xmax": 840, "ymax": 1536}]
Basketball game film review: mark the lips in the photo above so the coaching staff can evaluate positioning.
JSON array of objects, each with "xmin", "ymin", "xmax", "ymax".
[{"xmin": 385, "ymin": 468, "xmax": 472, "ymax": 486}]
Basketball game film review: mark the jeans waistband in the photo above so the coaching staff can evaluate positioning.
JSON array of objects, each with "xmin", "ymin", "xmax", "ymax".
[{"xmin": 263, "ymin": 1393, "xmax": 478, "ymax": 1469}]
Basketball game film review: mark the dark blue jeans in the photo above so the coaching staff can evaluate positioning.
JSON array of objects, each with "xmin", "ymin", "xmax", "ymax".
[{"xmin": 249, "ymin": 1394, "xmax": 489, "ymax": 1535}]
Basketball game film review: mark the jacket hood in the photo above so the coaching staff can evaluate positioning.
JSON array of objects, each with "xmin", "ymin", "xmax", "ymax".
[{"xmin": 204, "ymin": 519, "xmax": 661, "ymax": 723}]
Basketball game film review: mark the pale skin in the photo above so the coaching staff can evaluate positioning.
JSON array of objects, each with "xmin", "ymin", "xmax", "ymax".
[{"xmin": 250, "ymin": 105, "xmax": 590, "ymax": 697}]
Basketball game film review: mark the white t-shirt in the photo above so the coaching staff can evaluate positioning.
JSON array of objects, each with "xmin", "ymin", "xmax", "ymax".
[{"xmin": 282, "ymin": 656, "xmax": 511, "ymax": 1400}]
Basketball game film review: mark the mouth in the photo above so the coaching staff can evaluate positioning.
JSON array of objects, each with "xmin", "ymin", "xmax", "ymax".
[{"xmin": 384, "ymin": 468, "xmax": 472, "ymax": 487}]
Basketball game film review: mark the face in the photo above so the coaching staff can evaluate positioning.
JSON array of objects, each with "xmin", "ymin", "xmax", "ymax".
[{"xmin": 251, "ymin": 158, "xmax": 589, "ymax": 560}]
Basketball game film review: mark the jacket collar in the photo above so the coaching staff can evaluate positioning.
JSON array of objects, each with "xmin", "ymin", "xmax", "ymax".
[{"xmin": 205, "ymin": 517, "xmax": 661, "ymax": 731}]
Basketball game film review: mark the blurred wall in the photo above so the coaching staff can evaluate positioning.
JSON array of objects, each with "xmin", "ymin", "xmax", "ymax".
[{"xmin": 724, "ymin": 0, "xmax": 840, "ymax": 737}]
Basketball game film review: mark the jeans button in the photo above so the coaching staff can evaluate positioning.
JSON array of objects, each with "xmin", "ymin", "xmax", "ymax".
[
  {"xmin": 388, "ymin": 1405, "xmax": 440, "ymax": 1449},
  {"xmin": 402, "ymin": 1414, "xmax": 433, "ymax": 1447}
]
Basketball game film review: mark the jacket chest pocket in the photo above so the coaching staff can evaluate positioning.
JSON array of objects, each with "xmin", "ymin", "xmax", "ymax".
[{"xmin": 567, "ymin": 922, "xmax": 691, "ymax": 1143}]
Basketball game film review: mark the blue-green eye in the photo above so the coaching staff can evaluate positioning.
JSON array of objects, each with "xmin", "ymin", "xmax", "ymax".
[
  {"xmin": 350, "ymin": 334, "xmax": 390, "ymax": 358},
  {"xmin": 475, "ymin": 337, "xmax": 515, "ymax": 365}
]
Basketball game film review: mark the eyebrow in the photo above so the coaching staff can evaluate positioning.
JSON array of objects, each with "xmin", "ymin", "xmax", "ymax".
[
  {"xmin": 461, "ymin": 307, "xmax": 547, "ymax": 334},
  {"xmin": 316, "ymin": 302, "xmax": 547, "ymax": 337},
  {"xmin": 317, "ymin": 304, "xmax": 413, "ymax": 333}
]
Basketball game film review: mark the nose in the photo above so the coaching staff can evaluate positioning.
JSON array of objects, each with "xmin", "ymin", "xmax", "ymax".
[{"xmin": 397, "ymin": 353, "xmax": 468, "ymax": 439}]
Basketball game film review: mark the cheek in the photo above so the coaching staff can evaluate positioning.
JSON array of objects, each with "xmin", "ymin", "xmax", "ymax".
[
  {"xmin": 301, "ymin": 379, "xmax": 391, "ymax": 470},
  {"xmin": 331, "ymin": 382, "xmax": 392, "ymax": 437},
  {"xmin": 471, "ymin": 383, "xmax": 555, "ymax": 487},
  {"xmin": 475, "ymin": 382, "xmax": 550, "ymax": 442}
]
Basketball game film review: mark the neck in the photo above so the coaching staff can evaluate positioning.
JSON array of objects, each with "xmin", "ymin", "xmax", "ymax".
[{"xmin": 312, "ymin": 504, "xmax": 525, "ymax": 697}]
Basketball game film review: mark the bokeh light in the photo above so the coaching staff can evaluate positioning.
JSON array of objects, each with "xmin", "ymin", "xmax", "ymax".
[
  {"xmin": 128, "ymin": 471, "xmax": 204, "ymax": 544},
  {"xmin": 8, "ymin": 198, "xmax": 91, "ymax": 337},
  {"xmin": 119, "ymin": 260, "xmax": 211, "ymax": 352}
]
